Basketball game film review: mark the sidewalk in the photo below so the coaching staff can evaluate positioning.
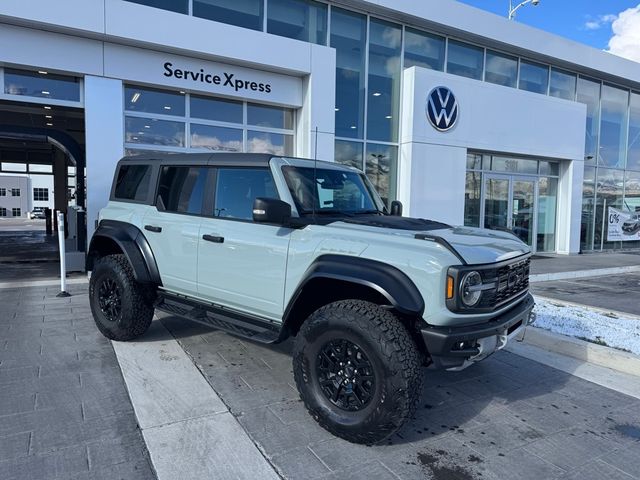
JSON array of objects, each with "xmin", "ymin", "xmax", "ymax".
[
  {"xmin": 530, "ymin": 251, "xmax": 640, "ymax": 282},
  {"xmin": 0, "ymin": 282, "xmax": 154, "ymax": 480}
]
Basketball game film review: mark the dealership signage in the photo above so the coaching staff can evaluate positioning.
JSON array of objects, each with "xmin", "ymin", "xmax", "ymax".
[
  {"xmin": 426, "ymin": 86, "xmax": 459, "ymax": 131},
  {"xmin": 607, "ymin": 207, "xmax": 640, "ymax": 241},
  {"xmin": 104, "ymin": 44, "xmax": 303, "ymax": 107}
]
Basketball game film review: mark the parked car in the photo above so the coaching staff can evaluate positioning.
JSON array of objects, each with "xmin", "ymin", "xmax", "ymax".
[
  {"xmin": 28, "ymin": 208, "xmax": 46, "ymax": 219},
  {"xmin": 86, "ymin": 153, "xmax": 533, "ymax": 444}
]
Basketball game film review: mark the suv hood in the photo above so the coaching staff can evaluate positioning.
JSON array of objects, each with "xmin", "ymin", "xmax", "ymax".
[{"xmin": 327, "ymin": 216, "xmax": 530, "ymax": 265}]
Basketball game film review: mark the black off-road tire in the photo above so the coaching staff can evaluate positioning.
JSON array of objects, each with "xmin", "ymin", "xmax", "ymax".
[
  {"xmin": 292, "ymin": 300, "xmax": 423, "ymax": 444},
  {"xmin": 89, "ymin": 254, "xmax": 154, "ymax": 341}
]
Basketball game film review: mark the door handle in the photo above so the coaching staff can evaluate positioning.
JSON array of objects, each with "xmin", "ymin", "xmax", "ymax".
[
  {"xmin": 144, "ymin": 225, "xmax": 162, "ymax": 233},
  {"xmin": 202, "ymin": 234, "xmax": 224, "ymax": 244}
]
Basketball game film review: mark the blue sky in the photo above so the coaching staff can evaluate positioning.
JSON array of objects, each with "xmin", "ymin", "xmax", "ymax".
[{"xmin": 457, "ymin": 0, "xmax": 637, "ymax": 50}]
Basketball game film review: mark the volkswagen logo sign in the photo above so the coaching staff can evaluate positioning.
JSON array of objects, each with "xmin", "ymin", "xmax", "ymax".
[{"xmin": 426, "ymin": 86, "xmax": 459, "ymax": 131}]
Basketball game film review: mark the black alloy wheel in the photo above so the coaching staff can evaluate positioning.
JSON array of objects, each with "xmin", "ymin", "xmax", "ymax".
[
  {"xmin": 98, "ymin": 277, "xmax": 122, "ymax": 323},
  {"xmin": 316, "ymin": 339, "xmax": 375, "ymax": 411}
]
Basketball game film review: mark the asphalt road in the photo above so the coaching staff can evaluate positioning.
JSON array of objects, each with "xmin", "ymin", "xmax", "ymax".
[{"xmin": 531, "ymin": 273, "xmax": 640, "ymax": 316}]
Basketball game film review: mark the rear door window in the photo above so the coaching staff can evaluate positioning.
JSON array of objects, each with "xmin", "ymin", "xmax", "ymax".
[
  {"xmin": 114, "ymin": 164, "xmax": 152, "ymax": 201},
  {"xmin": 157, "ymin": 166, "xmax": 208, "ymax": 215}
]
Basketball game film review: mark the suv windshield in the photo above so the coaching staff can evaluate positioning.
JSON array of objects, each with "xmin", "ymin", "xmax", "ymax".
[{"xmin": 283, "ymin": 166, "xmax": 383, "ymax": 216}]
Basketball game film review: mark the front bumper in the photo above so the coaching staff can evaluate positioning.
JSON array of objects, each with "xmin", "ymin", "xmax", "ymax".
[{"xmin": 421, "ymin": 293, "xmax": 534, "ymax": 370}]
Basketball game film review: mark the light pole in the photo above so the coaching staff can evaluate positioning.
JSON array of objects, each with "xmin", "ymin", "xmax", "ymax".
[{"xmin": 508, "ymin": 0, "xmax": 540, "ymax": 20}]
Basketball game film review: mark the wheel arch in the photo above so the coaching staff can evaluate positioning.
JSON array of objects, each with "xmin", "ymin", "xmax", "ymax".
[
  {"xmin": 86, "ymin": 220, "xmax": 161, "ymax": 285},
  {"xmin": 280, "ymin": 255, "xmax": 425, "ymax": 340}
]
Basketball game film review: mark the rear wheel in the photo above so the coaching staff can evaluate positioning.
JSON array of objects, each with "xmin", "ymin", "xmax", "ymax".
[
  {"xmin": 292, "ymin": 300, "xmax": 423, "ymax": 444},
  {"xmin": 89, "ymin": 254, "xmax": 154, "ymax": 341}
]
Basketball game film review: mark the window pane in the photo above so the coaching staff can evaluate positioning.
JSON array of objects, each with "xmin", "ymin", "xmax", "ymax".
[
  {"xmin": 466, "ymin": 153, "xmax": 483, "ymax": 170},
  {"xmin": 365, "ymin": 143, "xmax": 397, "ymax": 207},
  {"xmin": 580, "ymin": 166, "xmax": 596, "ymax": 251},
  {"xmin": 2, "ymin": 162, "xmax": 26, "ymax": 172},
  {"xmin": 29, "ymin": 164, "xmax": 52, "ymax": 173},
  {"xmin": 464, "ymin": 171, "xmax": 482, "ymax": 227},
  {"xmin": 599, "ymin": 84, "xmax": 629, "ymax": 168},
  {"xmin": 629, "ymin": 92, "xmax": 640, "ymax": 171},
  {"xmin": 214, "ymin": 168, "xmax": 277, "ymax": 219},
  {"xmin": 247, "ymin": 103, "xmax": 293, "ymax": 129},
  {"xmin": 539, "ymin": 161, "xmax": 559, "ymax": 176},
  {"xmin": 335, "ymin": 140, "xmax": 364, "ymax": 170},
  {"xmin": 193, "ymin": 0, "xmax": 264, "ymax": 31},
  {"xmin": 491, "ymin": 156, "xmax": 538, "ymax": 174},
  {"xmin": 404, "ymin": 28, "xmax": 445, "ymax": 71},
  {"xmin": 331, "ymin": 8, "xmax": 367, "ymax": 139},
  {"xmin": 191, "ymin": 124, "xmax": 243, "ymax": 151},
  {"xmin": 247, "ymin": 131, "xmax": 293, "ymax": 155},
  {"xmin": 190, "ymin": 95, "xmax": 243, "ymax": 123},
  {"xmin": 446, "ymin": 40, "xmax": 483, "ymax": 80},
  {"xmin": 537, "ymin": 177, "xmax": 558, "ymax": 252},
  {"xmin": 595, "ymin": 168, "xmax": 625, "ymax": 250},
  {"xmin": 518, "ymin": 60, "xmax": 549, "ymax": 94},
  {"xmin": 4, "ymin": 69, "xmax": 80, "ymax": 101},
  {"xmin": 549, "ymin": 68, "xmax": 576, "ymax": 101},
  {"xmin": 124, "ymin": 0, "xmax": 188, "ymax": 14},
  {"xmin": 124, "ymin": 86, "xmax": 185, "ymax": 116},
  {"xmin": 114, "ymin": 165, "xmax": 152, "ymax": 201},
  {"xmin": 158, "ymin": 167, "xmax": 208, "ymax": 214},
  {"xmin": 267, "ymin": 0, "xmax": 327, "ymax": 45},
  {"xmin": 576, "ymin": 77, "xmax": 601, "ymax": 165},
  {"xmin": 126, "ymin": 117, "xmax": 185, "ymax": 147},
  {"xmin": 485, "ymin": 50, "xmax": 517, "ymax": 88},
  {"xmin": 367, "ymin": 18, "xmax": 402, "ymax": 142}
]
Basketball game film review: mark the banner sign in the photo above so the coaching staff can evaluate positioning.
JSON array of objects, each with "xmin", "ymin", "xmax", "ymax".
[{"xmin": 607, "ymin": 207, "xmax": 640, "ymax": 241}]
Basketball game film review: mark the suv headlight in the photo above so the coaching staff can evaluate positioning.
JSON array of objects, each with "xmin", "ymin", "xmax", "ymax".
[{"xmin": 460, "ymin": 271, "xmax": 483, "ymax": 307}]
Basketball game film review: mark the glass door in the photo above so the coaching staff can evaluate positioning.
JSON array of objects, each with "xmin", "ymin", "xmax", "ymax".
[{"xmin": 482, "ymin": 174, "xmax": 538, "ymax": 250}]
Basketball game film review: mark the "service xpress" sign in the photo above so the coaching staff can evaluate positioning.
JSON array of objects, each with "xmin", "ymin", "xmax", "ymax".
[{"xmin": 163, "ymin": 62, "xmax": 272, "ymax": 93}]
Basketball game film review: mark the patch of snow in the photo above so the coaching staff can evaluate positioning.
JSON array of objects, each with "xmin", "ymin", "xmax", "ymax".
[{"xmin": 531, "ymin": 297, "xmax": 640, "ymax": 356}]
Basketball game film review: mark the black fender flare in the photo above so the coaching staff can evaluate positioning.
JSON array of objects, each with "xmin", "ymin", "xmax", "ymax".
[
  {"xmin": 282, "ymin": 254, "xmax": 425, "ymax": 329},
  {"xmin": 86, "ymin": 220, "xmax": 161, "ymax": 285}
]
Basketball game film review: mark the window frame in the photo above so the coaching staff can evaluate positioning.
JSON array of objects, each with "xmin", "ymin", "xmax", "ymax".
[
  {"xmin": 0, "ymin": 188, "xmax": 5, "ymax": 196},
  {"xmin": 12, "ymin": 207, "xmax": 21, "ymax": 217},
  {"xmin": 33, "ymin": 187, "xmax": 49, "ymax": 202},
  {"xmin": 0, "ymin": 207, "xmax": 6, "ymax": 216}
]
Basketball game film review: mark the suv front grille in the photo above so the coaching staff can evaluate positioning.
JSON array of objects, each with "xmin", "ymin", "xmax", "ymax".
[{"xmin": 478, "ymin": 258, "xmax": 530, "ymax": 310}]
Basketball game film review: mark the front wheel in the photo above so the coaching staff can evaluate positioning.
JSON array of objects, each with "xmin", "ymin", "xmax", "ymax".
[
  {"xmin": 89, "ymin": 254, "xmax": 154, "ymax": 341},
  {"xmin": 292, "ymin": 300, "xmax": 423, "ymax": 444}
]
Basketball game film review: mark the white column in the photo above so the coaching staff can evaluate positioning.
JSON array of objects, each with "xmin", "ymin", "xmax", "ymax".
[
  {"xmin": 296, "ymin": 44, "xmax": 336, "ymax": 161},
  {"xmin": 84, "ymin": 75, "xmax": 124, "ymax": 240},
  {"xmin": 557, "ymin": 158, "xmax": 585, "ymax": 254}
]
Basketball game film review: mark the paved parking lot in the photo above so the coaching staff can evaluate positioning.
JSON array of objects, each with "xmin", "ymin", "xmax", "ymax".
[
  {"xmin": 531, "ymin": 272, "xmax": 640, "ymax": 316},
  {"xmin": 162, "ymin": 316, "xmax": 640, "ymax": 480},
  {"xmin": 0, "ymin": 284, "xmax": 154, "ymax": 480}
]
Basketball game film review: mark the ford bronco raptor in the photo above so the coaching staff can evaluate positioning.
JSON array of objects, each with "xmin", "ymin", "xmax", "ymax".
[{"xmin": 87, "ymin": 153, "xmax": 533, "ymax": 444}]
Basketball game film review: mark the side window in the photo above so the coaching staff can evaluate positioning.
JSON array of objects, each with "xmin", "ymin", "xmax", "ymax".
[
  {"xmin": 157, "ymin": 166, "xmax": 208, "ymax": 215},
  {"xmin": 114, "ymin": 164, "xmax": 152, "ymax": 201},
  {"xmin": 214, "ymin": 168, "xmax": 278, "ymax": 220}
]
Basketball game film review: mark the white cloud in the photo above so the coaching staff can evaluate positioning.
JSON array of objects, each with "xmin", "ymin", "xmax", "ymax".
[
  {"xmin": 583, "ymin": 13, "xmax": 617, "ymax": 30},
  {"xmin": 607, "ymin": 4, "xmax": 640, "ymax": 63}
]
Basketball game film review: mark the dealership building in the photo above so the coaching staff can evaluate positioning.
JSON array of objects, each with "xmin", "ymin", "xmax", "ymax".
[{"xmin": 1, "ymin": 0, "xmax": 640, "ymax": 257}]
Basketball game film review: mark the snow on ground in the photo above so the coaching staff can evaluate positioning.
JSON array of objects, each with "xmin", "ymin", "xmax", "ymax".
[{"xmin": 531, "ymin": 297, "xmax": 640, "ymax": 356}]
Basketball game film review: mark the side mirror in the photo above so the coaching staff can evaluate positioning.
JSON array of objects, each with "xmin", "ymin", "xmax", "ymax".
[
  {"xmin": 390, "ymin": 200, "xmax": 403, "ymax": 216},
  {"xmin": 253, "ymin": 197, "xmax": 291, "ymax": 224}
]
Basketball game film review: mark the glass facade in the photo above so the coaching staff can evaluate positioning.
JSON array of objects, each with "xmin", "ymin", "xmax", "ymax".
[
  {"xmin": 4, "ymin": 68, "xmax": 81, "ymax": 101},
  {"xmin": 267, "ymin": 0, "xmax": 327, "ymax": 45},
  {"xmin": 123, "ymin": 85, "xmax": 294, "ymax": 155},
  {"xmin": 193, "ymin": 0, "xmax": 264, "ymax": 31},
  {"xmin": 518, "ymin": 60, "xmax": 549, "ymax": 95},
  {"xmin": 446, "ymin": 40, "xmax": 484, "ymax": 80},
  {"xmin": 404, "ymin": 28, "xmax": 445, "ymax": 71}
]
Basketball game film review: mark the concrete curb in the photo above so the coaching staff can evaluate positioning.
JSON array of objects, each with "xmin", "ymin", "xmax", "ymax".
[
  {"xmin": 529, "ymin": 264, "xmax": 640, "ymax": 283},
  {"xmin": 517, "ymin": 326, "xmax": 640, "ymax": 378},
  {"xmin": 0, "ymin": 276, "xmax": 89, "ymax": 289}
]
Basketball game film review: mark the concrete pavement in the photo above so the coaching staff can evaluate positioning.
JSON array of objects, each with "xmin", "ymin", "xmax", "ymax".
[{"xmin": 0, "ymin": 282, "xmax": 155, "ymax": 480}]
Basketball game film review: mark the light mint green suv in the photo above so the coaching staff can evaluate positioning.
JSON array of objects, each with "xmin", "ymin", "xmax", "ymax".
[{"xmin": 87, "ymin": 153, "xmax": 533, "ymax": 444}]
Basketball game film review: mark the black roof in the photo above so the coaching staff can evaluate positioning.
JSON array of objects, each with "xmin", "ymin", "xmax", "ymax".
[{"xmin": 119, "ymin": 152, "xmax": 274, "ymax": 167}]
